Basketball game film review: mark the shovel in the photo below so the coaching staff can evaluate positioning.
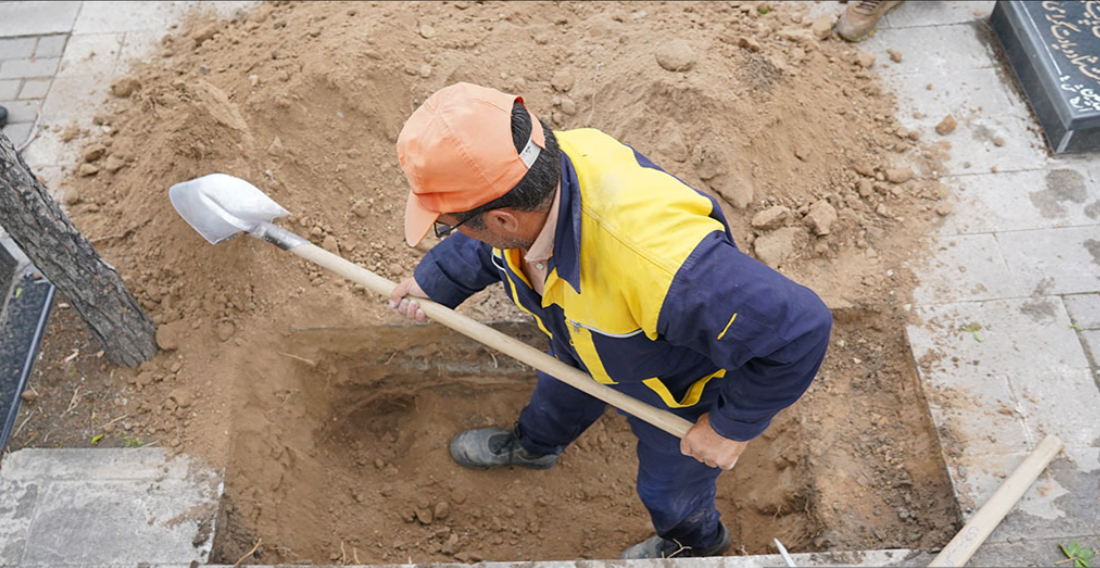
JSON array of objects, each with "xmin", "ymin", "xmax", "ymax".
[{"xmin": 169, "ymin": 173, "xmax": 694, "ymax": 438}]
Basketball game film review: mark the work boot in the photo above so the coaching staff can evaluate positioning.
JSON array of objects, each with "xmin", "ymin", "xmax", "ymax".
[
  {"xmin": 620, "ymin": 523, "xmax": 731, "ymax": 559},
  {"xmin": 836, "ymin": 0, "xmax": 904, "ymax": 42},
  {"xmin": 449, "ymin": 424, "xmax": 558, "ymax": 470},
  {"xmin": 0, "ymin": 105, "xmax": 8, "ymax": 128}
]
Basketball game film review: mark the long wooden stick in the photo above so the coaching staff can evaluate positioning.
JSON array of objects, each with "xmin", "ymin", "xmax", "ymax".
[
  {"xmin": 929, "ymin": 435, "xmax": 1064, "ymax": 567},
  {"xmin": 292, "ymin": 242, "xmax": 694, "ymax": 438}
]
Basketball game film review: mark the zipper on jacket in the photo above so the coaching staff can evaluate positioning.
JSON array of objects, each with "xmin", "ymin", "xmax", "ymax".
[{"xmin": 567, "ymin": 319, "xmax": 644, "ymax": 338}]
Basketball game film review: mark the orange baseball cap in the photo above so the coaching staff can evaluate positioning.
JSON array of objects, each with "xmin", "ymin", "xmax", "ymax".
[{"xmin": 397, "ymin": 82, "xmax": 546, "ymax": 246}]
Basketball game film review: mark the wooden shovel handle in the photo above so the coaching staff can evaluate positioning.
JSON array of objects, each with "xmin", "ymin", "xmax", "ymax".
[
  {"xmin": 929, "ymin": 435, "xmax": 1064, "ymax": 567},
  {"xmin": 291, "ymin": 242, "xmax": 695, "ymax": 438}
]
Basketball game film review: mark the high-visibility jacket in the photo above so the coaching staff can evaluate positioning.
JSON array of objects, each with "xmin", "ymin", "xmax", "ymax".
[{"xmin": 414, "ymin": 128, "xmax": 832, "ymax": 441}]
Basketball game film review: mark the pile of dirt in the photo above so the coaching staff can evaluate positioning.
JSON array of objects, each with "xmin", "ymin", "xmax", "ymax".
[{"xmin": 13, "ymin": 0, "xmax": 962, "ymax": 563}]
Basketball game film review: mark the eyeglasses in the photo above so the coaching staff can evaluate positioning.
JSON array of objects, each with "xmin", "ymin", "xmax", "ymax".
[{"xmin": 433, "ymin": 214, "xmax": 477, "ymax": 239}]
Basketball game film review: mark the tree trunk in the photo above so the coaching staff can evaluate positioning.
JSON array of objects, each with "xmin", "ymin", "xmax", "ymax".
[{"xmin": 0, "ymin": 131, "xmax": 156, "ymax": 367}]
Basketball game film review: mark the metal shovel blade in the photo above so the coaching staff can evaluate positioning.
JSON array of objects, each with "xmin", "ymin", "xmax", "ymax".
[{"xmin": 169, "ymin": 173, "xmax": 291, "ymax": 244}]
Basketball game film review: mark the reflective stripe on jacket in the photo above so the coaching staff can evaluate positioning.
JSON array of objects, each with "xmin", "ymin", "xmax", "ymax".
[{"xmin": 414, "ymin": 128, "xmax": 832, "ymax": 441}]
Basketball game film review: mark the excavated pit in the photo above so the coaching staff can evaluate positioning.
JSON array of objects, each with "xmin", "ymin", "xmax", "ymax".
[{"xmin": 211, "ymin": 313, "xmax": 959, "ymax": 565}]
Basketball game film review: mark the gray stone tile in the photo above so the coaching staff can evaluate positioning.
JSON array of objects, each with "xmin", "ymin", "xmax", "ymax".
[
  {"xmin": 18, "ymin": 79, "xmax": 51, "ymax": 100},
  {"xmin": 882, "ymin": 1, "xmax": 997, "ymax": 29},
  {"xmin": 1, "ymin": 122, "xmax": 33, "ymax": 148},
  {"xmin": 880, "ymin": 69, "xmax": 1049, "ymax": 174},
  {"xmin": 0, "ymin": 448, "xmax": 192, "ymax": 482},
  {"xmin": 0, "ymin": 480, "xmax": 38, "ymax": 566},
  {"xmin": 1010, "ymin": 368, "xmax": 1100, "ymax": 449},
  {"xmin": 1065, "ymin": 294, "xmax": 1100, "ymax": 330},
  {"xmin": 21, "ymin": 479, "xmax": 216, "ymax": 565},
  {"xmin": 945, "ymin": 169, "xmax": 1100, "ymax": 235},
  {"xmin": 57, "ymin": 33, "xmax": 123, "ymax": 79},
  {"xmin": 0, "ymin": 58, "xmax": 61, "ymax": 80},
  {"xmin": 19, "ymin": 127, "xmax": 80, "ymax": 170},
  {"xmin": 968, "ymin": 535, "xmax": 1097, "ymax": 567},
  {"xmin": 923, "ymin": 373, "xmax": 1033, "ymax": 458},
  {"xmin": 1081, "ymin": 330, "xmax": 1100, "ymax": 369},
  {"xmin": 39, "ymin": 75, "xmax": 109, "ymax": 131},
  {"xmin": 0, "ymin": 79, "xmax": 19, "ymax": 100},
  {"xmin": 33, "ymin": 35, "xmax": 69, "ymax": 59},
  {"xmin": 0, "ymin": 100, "xmax": 38, "ymax": 123},
  {"xmin": 0, "ymin": 37, "xmax": 36, "ymax": 60},
  {"xmin": 964, "ymin": 448, "xmax": 1100, "ymax": 545},
  {"xmin": 909, "ymin": 298, "xmax": 1089, "ymax": 382},
  {"xmin": 861, "ymin": 24, "xmax": 996, "ymax": 77},
  {"xmin": 119, "ymin": 29, "xmax": 164, "ymax": 65},
  {"xmin": 0, "ymin": 2, "xmax": 81, "ymax": 38},
  {"xmin": 73, "ymin": 1, "xmax": 259, "ymax": 34},
  {"xmin": 997, "ymin": 226, "xmax": 1100, "ymax": 296},
  {"xmin": 913, "ymin": 233, "xmax": 1019, "ymax": 304}
]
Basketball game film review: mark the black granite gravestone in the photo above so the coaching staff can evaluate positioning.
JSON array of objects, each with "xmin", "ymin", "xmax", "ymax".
[
  {"xmin": 992, "ymin": 1, "xmax": 1100, "ymax": 154},
  {"xmin": 0, "ymin": 242, "xmax": 55, "ymax": 451}
]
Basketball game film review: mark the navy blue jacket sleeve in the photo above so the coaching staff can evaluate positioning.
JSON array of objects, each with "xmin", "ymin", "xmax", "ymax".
[
  {"xmin": 656, "ymin": 231, "xmax": 832, "ymax": 441},
  {"xmin": 412, "ymin": 233, "xmax": 501, "ymax": 308}
]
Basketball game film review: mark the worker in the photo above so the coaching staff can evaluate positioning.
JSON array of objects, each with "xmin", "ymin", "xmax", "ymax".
[{"xmin": 389, "ymin": 82, "xmax": 832, "ymax": 559}]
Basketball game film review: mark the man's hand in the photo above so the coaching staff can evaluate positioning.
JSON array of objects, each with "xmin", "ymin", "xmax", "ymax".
[
  {"xmin": 389, "ymin": 277, "xmax": 429, "ymax": 323},
  {"xmin": 680, "ymin": 413, "xmax": 749, "ymax": 470}
]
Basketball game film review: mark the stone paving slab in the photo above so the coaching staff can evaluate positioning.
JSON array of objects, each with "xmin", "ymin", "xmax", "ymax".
[
  {"xmin": 909, "ymin": 298, "xmax": 1089, "ymax": 381},
  {"xmin": 34, "ymin": 35, "xmax": 69, "ymax": 59},
  {"xmin": 57, "ymin": 32, "xmax": 123, "ymax": 79},
  {"xmin": 0, "ymin": 57, "xmax": 61, "ymax": 81},
  {"xmin": 912, "ymin": 233, "xmax": 1018, "ymax": 305},
  {"xmin": 880, "ymin": 69, "xmax": 1048, "ymax": 173},
  {"xmin": 0, "ymin": 448, "xmax": 191, "ymax": 482},
  {"xmin": 0, "ymin": 38, "xmax": 36, "ymax": 60},
  {"xmin": 1080, "ymin": 330, "xmax": 1100, "ymax": 369},
  {"xmin": 21, "ymin": 479, "xmax": 216, "ymax": 565},
  {"xmin": 997, "ymin": 226, "xmax": 1100, "ymax": 296},
  {"xmin": 72, "ymin": 1, "xmax": 256, "ymax": 35},
  {"xmin": 1011, "ymin": 368, "xmax": 1100, "ymax": 451},
  {"xmin": 0, "ymin": 81, "xmax": 18, "ymax": 101},
  {"xmin": 922, "ymin": 373, "xmax": 1033, "ymax": 458},
  {"xmin": 0, "ymin": 481, "xmax": 37, "ymax": 566},
  {"xmin": 1065, "ymin": 294, "xmax": 1100, "ymax": 329},
  {"xmin": 0, "ymin": 2, "xmax": 81, "ymax": 38},
  {"xmin": 953, "ymin": 449, "xmax": 1100, "ymax": 545},
  {"xmin": 17, "ymin": 79, "xmax": 51, "ymax": 100},
  {"xmin": 0, "ymin": 449, "xmax": 222, "ymax": 567},
  {"xmin": 0, "ymin": 124, "xmax": 33, "ymax": 152},
  {"xmin": 881, "ymin": 1, "xmax": 997, "ymax": 30},
  {"xmin": 943, "ymin": 169, "xmax": 1100, "ymax": 236},
  {"xmin": 861, "ymin": 24, "xmax": 997, "ymax": 77}
]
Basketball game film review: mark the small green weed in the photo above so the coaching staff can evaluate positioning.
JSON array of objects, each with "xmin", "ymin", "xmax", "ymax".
[
  {"xmin": 958, "ymin": 322, "xmax": 984, "ymax": 342},
  {"xmin": 122, "ymin": 434, "xmax": 143, "ymax": 448},
  {"xmin": 90, "ymin": 434, "xmax": 104, "ymax": 445},
  {"xmin": 1059, "ymin": 541, "xmax": 1096, "ymax": 568}
]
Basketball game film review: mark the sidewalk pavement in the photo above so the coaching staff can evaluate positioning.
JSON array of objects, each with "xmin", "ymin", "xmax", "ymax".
[
  {"xmin": 0, "ymin": 1, "xmax": 1098, "ymax": 566},
  {"xmin": 851, "ymin": 1, "xmax": 1100, "ymax": 564}
]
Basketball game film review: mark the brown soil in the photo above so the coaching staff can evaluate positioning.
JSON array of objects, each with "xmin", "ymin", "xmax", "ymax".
[{"xmin": 10, "ymin": 0, "xmax": 962, "ymax": 563}]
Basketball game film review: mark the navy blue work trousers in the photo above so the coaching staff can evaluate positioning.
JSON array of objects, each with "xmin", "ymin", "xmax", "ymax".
[{"xmin": 517, "ymin": 369, "xmax": 724, "ymax": 550}]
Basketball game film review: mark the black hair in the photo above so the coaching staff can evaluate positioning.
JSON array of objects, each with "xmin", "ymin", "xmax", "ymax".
[{"xmin": 458, "ymin": 102, "xmax": 561, "ymax": 227}]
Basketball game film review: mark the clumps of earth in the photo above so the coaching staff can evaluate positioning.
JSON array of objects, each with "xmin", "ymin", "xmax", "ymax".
[{"xmin": 20, "ymin": 0, "xmax": 962, "ymax": 564}]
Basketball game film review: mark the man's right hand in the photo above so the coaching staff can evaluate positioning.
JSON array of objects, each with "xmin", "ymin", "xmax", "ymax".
[{"xmin": 389, "ymin": 277, "xmax": 430, "ymax": 323}]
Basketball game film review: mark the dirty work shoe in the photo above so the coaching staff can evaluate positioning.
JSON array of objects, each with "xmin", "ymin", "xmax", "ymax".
[
  {"xmin": 620, "ymin": 523, "xmax": 731, "ymax": 559},
  {"xmin": 449, "ymin": 425, "xmax": 558, "ymax": 470},
  {"xmin": 0, "ymin": 105, "xmax": 8, "ymax": 128},
  {"xmin": 836, "ymin": 0, "xmax": 904, "ymax": 42}
]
